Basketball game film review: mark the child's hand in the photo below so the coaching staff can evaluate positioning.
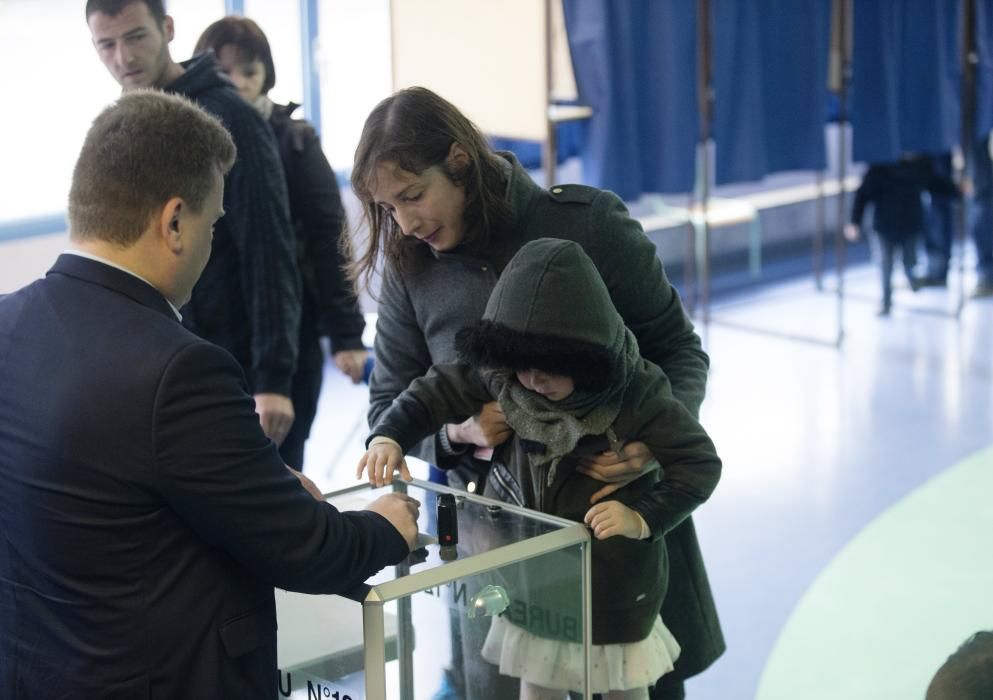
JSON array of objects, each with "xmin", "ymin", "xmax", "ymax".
[
  {"xmin": 356, "ymin": 442, "xmax": 412, "ymax": 487},
  {"xmin": 583, "ymin": 500, "xmax": 645, "ymax": 540}
]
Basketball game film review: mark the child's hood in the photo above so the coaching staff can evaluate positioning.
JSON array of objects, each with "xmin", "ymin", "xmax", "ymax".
[{"xmin": 455, "ymin": 238, "xmax": 625, "ymax": 386}]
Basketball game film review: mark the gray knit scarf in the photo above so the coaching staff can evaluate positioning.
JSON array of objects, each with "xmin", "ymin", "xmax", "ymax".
[{"xmin": 487, "ymin": 326, "xmax": 641, "ymax": 486}]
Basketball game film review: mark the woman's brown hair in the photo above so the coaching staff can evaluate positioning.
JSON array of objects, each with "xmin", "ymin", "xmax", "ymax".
[
  {"xmin": 194, "ymin": 16, "xmax": 276, "ymax": 95},
  {"xmin": 349, "ymin": 87, "xmax": 511, "ymax": 291}
]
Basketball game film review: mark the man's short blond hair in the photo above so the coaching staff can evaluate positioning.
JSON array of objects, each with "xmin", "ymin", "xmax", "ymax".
[{"xmin": 68, "ymin": 90, "xmax": 236, "ymax": 245}]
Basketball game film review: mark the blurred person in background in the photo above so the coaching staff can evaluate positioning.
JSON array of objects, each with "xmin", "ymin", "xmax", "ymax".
[{"xmin": 195, "ymin": 16, "xmax": 369, "ymax": 470}]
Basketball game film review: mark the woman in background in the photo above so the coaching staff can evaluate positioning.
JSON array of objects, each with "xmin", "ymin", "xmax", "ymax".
[{"xmin": 195, "ymin": 17, "xmax": 368, "ymax": 469}]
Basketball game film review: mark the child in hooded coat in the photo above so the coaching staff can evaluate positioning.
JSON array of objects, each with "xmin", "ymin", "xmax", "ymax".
[{"xmin": 358, "ymin": 238, "xmax": 722, "ymax": 700}]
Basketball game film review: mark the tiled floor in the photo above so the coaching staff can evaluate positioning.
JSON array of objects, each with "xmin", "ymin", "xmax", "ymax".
[{"xmin": 301, "ymin": 260, "xmax": 993, "ymax": 700}]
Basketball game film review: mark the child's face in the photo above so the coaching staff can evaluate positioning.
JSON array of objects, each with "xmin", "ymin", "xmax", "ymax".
[{"xmin": 515, "ymin": 369, "xmax": 575, "ymax": 402}]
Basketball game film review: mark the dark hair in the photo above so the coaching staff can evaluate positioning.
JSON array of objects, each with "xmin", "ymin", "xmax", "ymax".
[
  {"xmin": 927, "ymin": 631, "xmax": 993, "ymax": 700},
  {"xmin": 85, "ymin": 0, "xmax": 166, "ymax": 26},
  {"xmin": 194, "ymin": 16, "xmax": 277, "ymax": 95},
  {"xmin": 348, "ymin": 86, "xmax": 512, "ymax": 291},
  {"xmin": 68, "ymin": 90, "xmax": 236, "ymax": 246}
]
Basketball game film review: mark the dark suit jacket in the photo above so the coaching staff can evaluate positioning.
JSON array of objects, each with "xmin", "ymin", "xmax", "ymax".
[{"xmin": 0, "ymin": 255, "xmax": 407, "ymax": 699}]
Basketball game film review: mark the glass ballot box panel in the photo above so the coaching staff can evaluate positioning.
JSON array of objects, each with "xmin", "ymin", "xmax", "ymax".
[{"xmin": 276, "ymin": 479, "xmax": 592, "ymax": 700}]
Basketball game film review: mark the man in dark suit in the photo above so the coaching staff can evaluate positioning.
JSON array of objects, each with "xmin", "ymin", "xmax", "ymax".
[{"xmin": 0, "ymin": 91, "xmax": 419, "ymax": 699}]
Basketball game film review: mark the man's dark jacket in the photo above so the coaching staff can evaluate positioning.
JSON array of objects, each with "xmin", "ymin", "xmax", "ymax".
[
  {"xmin": 269, "ymin": 102, "xmax": 365, "ymax": 363},
  {"xmin": 168, "ymin": 54, "xmax": 301, "ymax": 395},
  {"xmin": 0, "ymin": 255, "xmax": 407, "ymax": 699}
]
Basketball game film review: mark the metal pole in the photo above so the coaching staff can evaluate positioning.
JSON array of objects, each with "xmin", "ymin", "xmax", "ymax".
[
  {"xmin": 391, "ymin": 481, "xmax": 415, "ymax": 699},
  {"xmin": 685, "ymin": 192, "xmax": 697, "ymax": 317},
  {"xmin": 697, "ymin": 0, "xmax": 713, "ymax": 326},
  {"xmin": 363, "ymin": 601, "xmax": 387, "ymax": 700},
  {"xmin": 543, "ymin": 0, "xmax": 556, "ymax": 188},
  {"xmin": 832, "ymin": 0, "xmax": 851, "ymax": 348},
  {"xmin": 814, "ymin": 171, "xmax": 825, "ymax": 290},
  {"xmin": 958, "ymin": 0, "xmax": 977, "ymax": 318},
  {"xmin": 582, "ymin": 539, "xmax": 592, "ymax": 700},
  {"xmin": 224, "ymin": 0, "xmax": 244, "ymax": 16},
  {"xmin": 299, "ymin": 0, "xmax": 322, "ymax": 133}
]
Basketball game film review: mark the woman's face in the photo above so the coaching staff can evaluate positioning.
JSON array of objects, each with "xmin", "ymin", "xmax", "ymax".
[
  {"xmin": 370, "ymin": 147, "xmax": 468, "ymax": 253},
  {"xmin": 515, "ymin": 369, "xmax": 575, "ymax": 402},
  {"xmin": 215, "ymin": 44, "xmax": 266, "ymax": 103}
]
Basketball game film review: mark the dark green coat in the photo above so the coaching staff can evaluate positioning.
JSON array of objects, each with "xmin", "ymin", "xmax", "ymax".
[{"xmin": 368, "ymin": 154, "xmax": 725, "ymax": 677}]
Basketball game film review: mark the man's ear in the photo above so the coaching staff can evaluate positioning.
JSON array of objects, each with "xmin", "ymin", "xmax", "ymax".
[
  {"xmin": 447, "ymin": 142, "xmax": 471, "ymax": 173},
  {"xmin": 162, "ymin": 15, "xmax": 175, "ymax": 43},
  {"xmin": 158, "ymin": 197, "xmax": 184, "ymax": 253}
]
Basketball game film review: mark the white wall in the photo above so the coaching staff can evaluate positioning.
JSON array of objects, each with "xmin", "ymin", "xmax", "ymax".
[{"xmin": 0, "ymin": 232, "xmax": 70, "ymax": 293}]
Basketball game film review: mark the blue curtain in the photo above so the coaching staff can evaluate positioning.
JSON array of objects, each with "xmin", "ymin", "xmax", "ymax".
[
  {"xmin": 851, "ymin": 0, "xmax": 961, "ymax": 162},
  {"xmin": 489, "ymin": 118, "xmax": 585, "ymax": 171},
  {"xmin": 975, "ymin": 0, "xmax": 993, "ymax": 138},
  {"xmin": 562, "ymin": 0, "xmax": 699, "ymax": 198},
  {"xmin": 711, "ymin": 0, "xmax": 832, "ymax": 185}
]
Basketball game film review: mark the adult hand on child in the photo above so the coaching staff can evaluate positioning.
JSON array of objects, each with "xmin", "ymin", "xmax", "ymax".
[
  {"xmin": 578, "ymin": 441, "xmax": 658, "ymax": 504},
  {"xmin": 445, "ymin": 401, "xmax": 512, "ymax": 448},
  {"xmin": 584, "ymin": 500, "xmax": 646, "ymax": 540},
  {"xmin": 357, "ymin": 440, "xmax": 412, "ymax": 487}
]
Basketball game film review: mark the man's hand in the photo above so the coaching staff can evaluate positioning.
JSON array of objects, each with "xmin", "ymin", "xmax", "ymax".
[
  {"xmin": 577, "ymin": 441, "xmax": 657, "ymax": 504},
  {"xmin": 366, "ymin": 493, "xmax": 421, "ymax": 550},
  {"xmin": 333, "ymin": 349, "xmax": 369, "ymax": 384},
  {"xmin": 254, "ymin": 393, "xmax": 295, "ymax": 445},
  {"xmin": 445, "ymin": 401, "xmax": 512, "ymax": 448},
  {"xmin": 843, "ymin": 223, "xmax": 860, "ymax": 242},
  {"xmin": 584, "ymin": 500, "xmax": 645, "ymax": 540},
  {"xmin": 287, "ymin": 466, "xmax": 324, "ymax": 501},
  {"xmin": 357, "ymin": 442, "xmax": 412, "ymax": 487}
]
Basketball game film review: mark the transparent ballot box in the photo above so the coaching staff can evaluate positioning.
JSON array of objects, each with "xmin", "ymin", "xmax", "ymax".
[{"xmin": 276, "ymin": 479, "xmax": 592, "ymax": 700}]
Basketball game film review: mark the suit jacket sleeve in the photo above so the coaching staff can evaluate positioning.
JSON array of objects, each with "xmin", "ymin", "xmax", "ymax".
[
  {"xmin": 289, "ymin": 121, "xmax": 366, "ymax": 353},
  {"xmin": 586, "ymin": 191, "xmax": 710, "ymax": 418},
  {"xmin": 223, "ymin": 111, "xmax": 301, "ymax": 395},
  {"xmin": 153, "ymin": 341, "xmax": 407, "ymax": 594}
]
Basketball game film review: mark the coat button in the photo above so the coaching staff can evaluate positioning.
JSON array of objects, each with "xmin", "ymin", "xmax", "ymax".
[{"xmin": 551, "ymin": 187, "xmax": 563, "ymax": 194}]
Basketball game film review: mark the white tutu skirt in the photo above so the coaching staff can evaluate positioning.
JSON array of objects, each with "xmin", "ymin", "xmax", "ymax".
[{"xmin": 480, "ymin": 615, "xmax": 680, "ymax": 693}]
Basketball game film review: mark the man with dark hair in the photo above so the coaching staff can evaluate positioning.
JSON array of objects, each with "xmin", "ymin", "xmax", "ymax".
[
  {"xmin": 87, "ymin": 0, "xmax": 302, "ymax": 445},
  {"xmin": 0, "ymin": 90, "xmax": 419, "ymax": 699}
]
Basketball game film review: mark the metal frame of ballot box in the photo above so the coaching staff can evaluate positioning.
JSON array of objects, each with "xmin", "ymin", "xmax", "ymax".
[{"xmin": 336, "ymin": 479, "xmax": 592, "ymax": 700}]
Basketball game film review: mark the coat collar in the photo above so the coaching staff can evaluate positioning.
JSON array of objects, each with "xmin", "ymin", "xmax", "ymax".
[{"xmin": 48, "ymin": 254, "xmax": 178, "ymax": 322}]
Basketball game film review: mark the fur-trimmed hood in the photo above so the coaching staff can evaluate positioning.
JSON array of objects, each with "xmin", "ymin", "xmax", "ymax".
[{"xmin": 455, "ymin": 238, "xmax": 625, "ymax": 390}]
